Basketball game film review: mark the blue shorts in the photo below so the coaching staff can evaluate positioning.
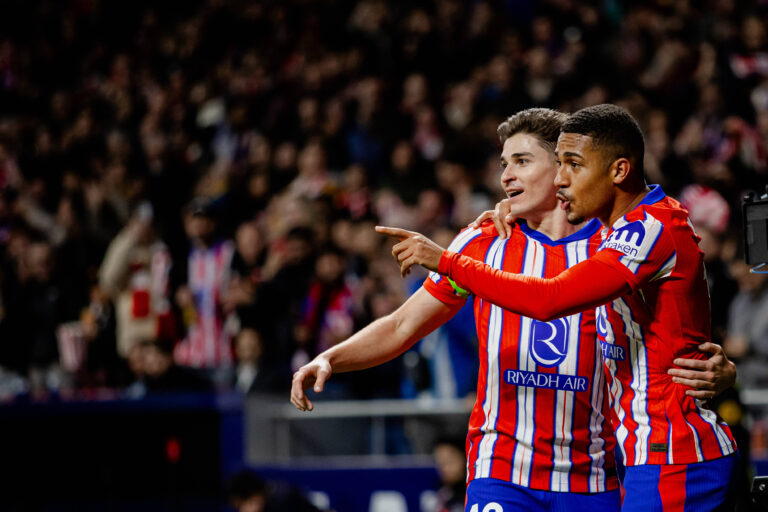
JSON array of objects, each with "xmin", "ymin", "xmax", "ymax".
[
  {"xmin": 465, "ymin": 478, "xmax": 621, "ymax": 512},
  {"xmin": 619, "ymin": 453, "xmax": 738, "ymax": 512}
]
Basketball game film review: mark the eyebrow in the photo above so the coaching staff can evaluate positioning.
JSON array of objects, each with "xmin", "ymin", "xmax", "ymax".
[
  {"xmin": 560, "ymin": 151, "xmax": 584, "ymax": 159},
  {"xmin": 501, "ymin": 152, "xmax": 535, "ymax": 161}
]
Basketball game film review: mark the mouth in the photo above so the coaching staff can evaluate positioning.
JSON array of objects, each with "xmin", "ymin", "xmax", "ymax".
[
  {"xmin": 556, "ymin": 192, "xmax": 570, "ymax": 211},
  {"xmin": 507, "ymin": 190, "xmax": 523, "ymax": 199}
]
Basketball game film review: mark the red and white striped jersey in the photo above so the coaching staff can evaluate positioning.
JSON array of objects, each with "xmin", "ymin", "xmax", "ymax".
[
  {"xmin": 423, "ymin": 219, "xmax": 618, "ymax": 493},
  {"xmin": 592, "ymin": 185, "xmax": 737, "ymax": 465},
  {"xmin": 174, "ymin": 240, "xmax": 235, "ymax": 369}
]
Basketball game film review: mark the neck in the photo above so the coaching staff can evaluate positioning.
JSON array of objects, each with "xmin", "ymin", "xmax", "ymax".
[
  {"xmin": 525, "ymin": 209, "xmax": 582, "ymax": 240},
  {"xmin": 605, "ymin": 183, "xmax": 651, "ymax": 226}
]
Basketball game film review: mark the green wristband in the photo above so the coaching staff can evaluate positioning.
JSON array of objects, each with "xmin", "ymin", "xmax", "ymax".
[{"xmin": 448, "ymin": 278, "xmax": 470, "ymax": 298}]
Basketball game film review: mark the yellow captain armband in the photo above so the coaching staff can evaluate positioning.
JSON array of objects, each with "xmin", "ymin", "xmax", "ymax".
[{"xmin": 448, "ymin": 278, "xmax": 470, "ymax": 298}]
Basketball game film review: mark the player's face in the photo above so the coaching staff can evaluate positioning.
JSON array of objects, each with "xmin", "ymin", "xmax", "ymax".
[
  {"xmin": 499, "ymin": 133, "xmax": 559, "ymax": 219},
  {"xmin": 554, "ymin": 132, "xmax": 614, "ymax": 224}
]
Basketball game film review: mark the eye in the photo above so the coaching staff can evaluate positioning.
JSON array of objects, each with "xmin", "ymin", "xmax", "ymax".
[
  {"xmin": 555, "ymin": 160, "xmax": 562, "ymax": 166},
  {"xmin": 518, "ymin": 159, "xmax": 528, "ymax": 166},
  {"xmin": 571, "ymin": 162, "xmax": 580, "ymax": 169}
]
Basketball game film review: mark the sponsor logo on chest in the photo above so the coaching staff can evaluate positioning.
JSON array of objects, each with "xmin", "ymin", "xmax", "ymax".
[
  {"xmin": 600, "ymin": 221, "xmax": 646, "ymax": 257},
  {"xmin": 503, "ymin": 317, "xmax": 589, "ymax": 391},
  {"xmin": 504, "ymin": 369, "xmax": 589, "ymax": 391}
]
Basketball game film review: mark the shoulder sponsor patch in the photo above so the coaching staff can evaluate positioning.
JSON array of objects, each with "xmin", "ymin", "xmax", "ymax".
[{"xmin": 601, "ymin": 221, "xmax": 646, "ymax": 257}]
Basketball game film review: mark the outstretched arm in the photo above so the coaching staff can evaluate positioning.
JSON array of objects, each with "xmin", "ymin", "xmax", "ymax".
[
  {"xmin": 290, "ymin": 288, "xmax": 462, "ymax": 411},
  {"xmin": 440, "ymin": 250, "xmax": 632, "ymax": 321},
  {"xmin": 375, "ymin": 225, "xmax": 631, "ymax": 321}
]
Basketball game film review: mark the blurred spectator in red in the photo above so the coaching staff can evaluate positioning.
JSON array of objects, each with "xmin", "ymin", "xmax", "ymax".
[
  {"xmin": 99, "ymin": 201, "xmax": 173, "ymax": 359},
  {"xmin": 679, "ymin": 185, "xmax": 738, "ymax": 342},
  {"xmin": 173, "ymin": 198, "xmax": 236, "ymax": 384},
  {"xmin": 292, "ymin": 245, "xmax": 354, "ymax": 370}
]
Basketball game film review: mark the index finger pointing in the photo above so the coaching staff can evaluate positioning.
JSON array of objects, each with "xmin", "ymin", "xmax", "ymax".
[{"xmin": 375, "ymin": 226, "xmax": 417, "ymax": 240}]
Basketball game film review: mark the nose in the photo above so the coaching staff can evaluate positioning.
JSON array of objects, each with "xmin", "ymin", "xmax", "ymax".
[
  {"xmin": 554, "ymin": 164, "xmax": 568, "ymax": 188},
  {"xmin": 501, "ymin": 163, "xmax": 515, "ymax": 186}
]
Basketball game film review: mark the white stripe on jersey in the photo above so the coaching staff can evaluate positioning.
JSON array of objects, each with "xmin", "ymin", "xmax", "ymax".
[
  {"xmin": 429, "ymin": 227, "xmax": 482, "ymax": 284},
  {"xmin": 551, "ymin": 310, "xmax": 576, "ymax": 492},
  {"xmin": 694, "ymin": 399, "xmax": 736, "ymax": 457},
  {"xmin": 475, "ymin": 237, "xmax": 506, "ymax": 478},
  {"xmin": 613, "ymin": 297, "xmax": 651, "ymax": 465},
  {"xmin": 466, "ymin": 437, "xmax": 474, "ymax": 483},
  {"xmin": 685, "ymin": 418, "xmax": 704, "ymax": 462},
  {"xmin": 651, "ymin": 253, "xmax": 676, "ymax": 282},
  {"xmin": 667, "ymin": 415, "xmax": 674, "ymax": 464},
  {"xmin": 551, "ymin": 325, "xmax": 576, "ymax": 492},
  {"xmin": 602, "ymin": 302, "xmax": 629, "ymax": 463},
  {"xmin": 511, "ymin": 239, "xmax": 545, "ymax": 486},
  {"xmin": 588, "ymin": 339, "xmax": 608, "ymax": 492}
]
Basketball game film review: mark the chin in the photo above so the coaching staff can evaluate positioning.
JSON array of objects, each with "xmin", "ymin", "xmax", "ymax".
[{"xmin": 567, "ymin": 212, "xmax": 586, "ymax": 225}]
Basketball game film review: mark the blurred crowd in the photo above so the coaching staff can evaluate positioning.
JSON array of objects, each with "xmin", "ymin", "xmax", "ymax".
[{"xmin": 0, "ymin": 0, "xmax": 766, "ymax": 426}]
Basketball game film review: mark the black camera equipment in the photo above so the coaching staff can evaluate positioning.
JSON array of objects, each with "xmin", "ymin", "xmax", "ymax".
[{"xmin": 743, "ymin": 187, "xmax": 768, "ymax": 273}]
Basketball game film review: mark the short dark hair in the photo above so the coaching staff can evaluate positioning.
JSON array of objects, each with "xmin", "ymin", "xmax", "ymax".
[
  {"xmin": 227, "ymin": 470, "xmax": 267, "ymax": 503},
  {"xmin": 497, "ymin": 108, "xmax": 568, "ymax": 152},
  {"xmin": 561, "ymin": 104, "xmax": 645, "ymax": 177}
]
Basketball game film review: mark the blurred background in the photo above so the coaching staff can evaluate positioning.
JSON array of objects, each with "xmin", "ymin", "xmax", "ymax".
[{"xmin": 0, "ymin": 0, "xmax": 767, "ymax": 510}]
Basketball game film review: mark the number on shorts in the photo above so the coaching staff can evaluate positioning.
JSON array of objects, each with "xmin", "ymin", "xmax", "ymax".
[{"xmin": 469, "ymin": 503, "xmax": 503, "ymax": 512}]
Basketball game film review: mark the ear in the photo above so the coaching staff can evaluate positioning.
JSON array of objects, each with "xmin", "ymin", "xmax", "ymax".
[{"xmin": 610, "ymin": 158, "xmax": 631, "ymax": 184}]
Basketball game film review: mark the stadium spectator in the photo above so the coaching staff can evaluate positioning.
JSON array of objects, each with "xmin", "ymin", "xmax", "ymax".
[
  {"xmin": 253, "ymin": 225, "xmax": 316, "ymax": 373},
  {"xmin": 431, "ymin": 437, "xmax": 466, "ymax": 512},
  {"xmin": 224, "ymin": 220, "xmax": 265, "ymax": 330},
  {"xmin": 293, "ymin": 245, "xmax": 355, "ymax": 368},
  {"xmin": 0, "ymin": 0, "xmax": 763, "ymax": 411},
  {"xmin": 173, "ymin": 197, "xmax": 236, "ymax": 385},
  {"xmin": 98, "ymin": 201, "xmax": 173, "ymax": 359},
  {"xmin": 232, "ymin": 327, "xmax": 287, "ymax": 394},
  {"xmin": 724, "ymin": 259, "xmax": 768, "ymax": 388},
  {"xmin": 2, "ymin": 238, "xmax": 68, "ymax": 395},
  {"xmin": 142, "ymin": 339, "xmax": 211, "ymax": 394},
  {"xmin": 226, "ymin": 470, "xmax": 320, "ymax": 512}
]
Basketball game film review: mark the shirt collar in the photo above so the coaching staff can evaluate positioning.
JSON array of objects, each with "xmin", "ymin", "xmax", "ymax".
[
  {"xmin": 519, "ymin": 218, "xmax": 602, "ymax": 246},
  {"xmin": 638, "ymin": 184, "xmax": 666, "ymax": 207}
]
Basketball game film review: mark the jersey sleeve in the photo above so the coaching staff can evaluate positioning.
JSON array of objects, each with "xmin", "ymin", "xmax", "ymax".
[
  {"xmin": 422, "ymin": 227, "xmax": 483, "ymax": 307},
  {"xmin": 591, "ymin": 212, "xmax": 677, "ymax": 292},
  {"xmin": 438, "ymin": 249, "xmax": 631, "ymax": 321}
]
